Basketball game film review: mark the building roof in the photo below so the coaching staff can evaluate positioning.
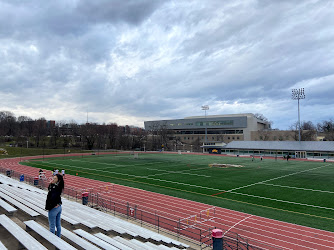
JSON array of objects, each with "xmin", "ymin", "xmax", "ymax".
[
  {"xmin": 184, "ymin": 113, "xmax": 255, "ymax": 119},
  {"xmin": 224, "ymin": 141, "xmax": 334, "ymax": 152}
]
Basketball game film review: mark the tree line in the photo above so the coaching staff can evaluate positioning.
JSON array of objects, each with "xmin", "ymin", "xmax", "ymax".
[
  {"xmin": 1, "ymin": 111, "xmax": 333, "ymax": 151},
  {"xmin": 289, "ymin": 120, "xmax": 334, "ymax": 141},
  {"xmin": 0, "ymin": 111, "xmax": 162, "ymax": 150}
]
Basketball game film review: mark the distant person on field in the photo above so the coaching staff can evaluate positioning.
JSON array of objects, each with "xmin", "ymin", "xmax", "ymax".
[
  {"xmin": 61, "ymin": 169, "xmax": 65, "ymax": 178},
  {"xmin": 55, "ymin": 169, "xmax": 59, "ymax": 175},
  {"xmin": 52, "ymin": 168, "xmax": 56, "ymax": 176},
  {"xmin": 45, "ymin": 174, "xmax": 64, "ymax": 238}
]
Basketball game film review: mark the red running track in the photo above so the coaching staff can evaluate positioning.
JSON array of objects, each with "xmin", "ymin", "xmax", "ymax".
[{"xmin": 1, "ymin": 154, "xmax": 334, "ymax": 249}]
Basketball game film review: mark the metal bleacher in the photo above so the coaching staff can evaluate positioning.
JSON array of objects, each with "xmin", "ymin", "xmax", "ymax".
[
  {"xmin": 0, "ymin": 173, "xmax": 190, "ymax": 249},
  {"xmin": 0, "ymin": 198, "xmax": 17, "ymax": 216},
  {"xmin": 0, "ymin": 214, "xmax": 47, "ymax": 250}
]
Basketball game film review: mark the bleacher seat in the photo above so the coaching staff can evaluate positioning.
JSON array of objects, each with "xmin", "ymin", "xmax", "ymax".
[
  {"xmin": 0, "ymin": 187, "xmax": 40, "ymax": 217},
  {"xmin": 0, "ymin": 199, "xmax": 17, "ymax": 215},
  {"xmin": 24, "ymin": 220, "xmax": 77, "ymax": 250},
  {"xmin": 61, "ymin": 227, "xmax": 100, "ymax": 250},
  {"xmin": 95, "ymin": 232, "xmax": 136, "ymax": 249},
  {"xmin": 0, "ymin": 240, "xmax": 7, "ymax": 250},
  {"xmin": 73, "ymin": 229, "xmax": 119, "ymax": 250},
  {"xmin": 0, "ymin": 214, "xmax": 47, "ymax": 250}
]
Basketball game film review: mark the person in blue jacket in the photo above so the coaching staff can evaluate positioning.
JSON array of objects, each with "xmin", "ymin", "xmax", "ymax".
[{"xmin": 45, "ymin": 174, "xmax": 64, "ymax": 237}]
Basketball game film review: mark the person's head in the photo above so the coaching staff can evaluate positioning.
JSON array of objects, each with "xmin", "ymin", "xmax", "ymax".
[{"xmin": 51, "ymin": 174, "xmax": 64, "ymax": 192}]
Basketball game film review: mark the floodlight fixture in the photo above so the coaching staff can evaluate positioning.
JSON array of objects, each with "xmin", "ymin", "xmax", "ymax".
[
  {"xmin": 291, "ymin": 88, "xmax": 306, "ymax": 142},
  {"xmin": 201, "ymin": 105, "xmax": 209, "ymax": 111}
]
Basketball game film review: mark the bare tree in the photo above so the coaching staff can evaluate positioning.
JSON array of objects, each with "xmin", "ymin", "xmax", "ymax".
[
  {"xmin": 33, "ymin": 118, "xmax": 47, "ymax": 147},
  {"xmin": 317, "ymin": 119, "xmax": 334, "ymax": 141},
  {"xmin": 254, "ymin": 113, "xmax": 273, "ymax": 128},
  {"xmin": 290, "ymin": 121, "xmax": 317, "ymax": 141},
  {"xmin": 80, "ymin": 123, "xmax": 98, "ymax": 150},
  {"xmin": 257, "ymin": 130, "xmax": 271, "ymax": 141},
  {"xmin": 0, "ymin": 111, "xmax": 16, "ymax": 136},
  {"xmin": 107, "ymin": 123, "xmax": 119, "ymax": 149}
]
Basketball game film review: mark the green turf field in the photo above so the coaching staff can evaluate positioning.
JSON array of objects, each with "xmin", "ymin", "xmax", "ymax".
[{"xmin": 22, "ymin": 152, "xmax": 334, "ymax": 232}]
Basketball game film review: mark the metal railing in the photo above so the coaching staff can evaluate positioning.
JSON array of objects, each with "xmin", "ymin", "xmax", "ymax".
[{"xmin": 0, "ymin": 165, "xmax": 275, "ymax": 249}]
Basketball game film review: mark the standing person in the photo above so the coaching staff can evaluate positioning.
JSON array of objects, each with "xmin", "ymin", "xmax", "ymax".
[
  {"xmin": 45, "ymin": 174, "xmax": 64, "ymax": 237},
  {"xmin": 61, "ymin": 169, "xmax": 65, "ymax": 178},
  {"xmin": 39, "ymin": 169, "xmax": 43, "ymax": 179},
  {"xmin": 55, "ymin": 168, "xmax": 59, "ymax": 175}
]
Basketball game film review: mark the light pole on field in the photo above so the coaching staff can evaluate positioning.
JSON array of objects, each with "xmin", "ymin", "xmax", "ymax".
[
  {"xmin": 201, "ymin": 105, "xmax": 209, "ymax": 153},
  {"xmin": 292, "ymin": 88, "xmax": 305, "ymax": 142}
]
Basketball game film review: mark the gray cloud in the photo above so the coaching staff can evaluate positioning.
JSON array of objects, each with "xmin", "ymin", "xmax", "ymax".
[{"xmin": 0, "ymin": 0, "xmax": 333, "ymax": 129}]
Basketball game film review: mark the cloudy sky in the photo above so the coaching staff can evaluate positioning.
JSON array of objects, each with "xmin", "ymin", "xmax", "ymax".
[{"xmin": 1, "ymin": 0, "xmax": 333, "ymax": 129}]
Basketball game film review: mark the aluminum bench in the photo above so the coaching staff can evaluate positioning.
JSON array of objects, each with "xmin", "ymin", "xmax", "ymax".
[
  {"xmin": 24, "ymin": 220, "xmax": 77, "ymax": 250},
  {"xmin": 0, "ymin": 214, "xmax": 46, "ymax": 250},
  {"xmin": 74, "ymin": 229, "xmax": 119, "ymax": 250},
  {"xmin": 0, "ymin": 188, "xmax": 39, "ymax": 217},
  {"xmin": 95, "ymin": 232, "xmax": 135, "ymax": 249},
  {"xmin": 0, "ymin": 240, "xmax": 7, "ymax": 250},
  {"xmin": 61, "ymin": 227, "xmax": 100, "ymax": 250},
  {"xmin": 0, "ymin": 198, "xmax": 17, "ymax": 215}
]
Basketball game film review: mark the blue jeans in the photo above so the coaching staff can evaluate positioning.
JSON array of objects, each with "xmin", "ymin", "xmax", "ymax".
[{"xmin": 48, "ymin": 205, "xmax": 62, "ymax": 237}]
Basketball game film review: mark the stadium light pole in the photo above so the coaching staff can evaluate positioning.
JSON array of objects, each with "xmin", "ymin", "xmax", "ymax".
[
  {"xmin": 292, "ymin": 88, "xmax": 305, "ymax": 142},
  {"xmin": 201, "ymin": 105, "xmax": 209, "ymax": 153}
]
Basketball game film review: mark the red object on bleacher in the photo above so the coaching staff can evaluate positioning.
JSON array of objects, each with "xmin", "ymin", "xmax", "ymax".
[{"xmin": 212, "ymin": 229, "xmax": 223, "ymax": 238}]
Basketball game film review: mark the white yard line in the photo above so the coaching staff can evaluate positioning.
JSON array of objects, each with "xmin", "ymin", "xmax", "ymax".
[
  {"xmin": 229, "ymin": 191, "xmax": 334, "ymax": 211},
  {"xmin": 39, "ymin": 161, "xmax": 334, "ymax": 211},
  {"xmin": 261, "ymin": 183, "xmax": 334, "ymax": 194},
  {"xmin": 146, "ymin": 167, "xmax": 211, "ymax": 178},
  {"xmin": 226, "ymin": 165, "xmax": 329, "ymax": 192}
]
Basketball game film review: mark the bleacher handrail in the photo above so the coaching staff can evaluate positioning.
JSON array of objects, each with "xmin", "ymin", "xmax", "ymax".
[{"xmin": 1, "ymin": 165, "xmax": 275, "ymax": 249}]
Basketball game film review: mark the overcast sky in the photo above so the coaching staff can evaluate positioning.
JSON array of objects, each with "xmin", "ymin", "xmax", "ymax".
[{"xmin": 1, "ymin": 0, "xmax": 333, "ymax": 129}]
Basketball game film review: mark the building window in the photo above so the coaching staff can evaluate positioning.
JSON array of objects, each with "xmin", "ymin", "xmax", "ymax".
[
  {"xmin": 228, "ymin": 137, "xmax": 230, "ymax": 140},
  {"xmin": 237, "ymin": 137, "xmax": 239, "ymax": 140},
  {"xmin": 232, "ymin": 137, "xmax": 235, "ymax": 140}
]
